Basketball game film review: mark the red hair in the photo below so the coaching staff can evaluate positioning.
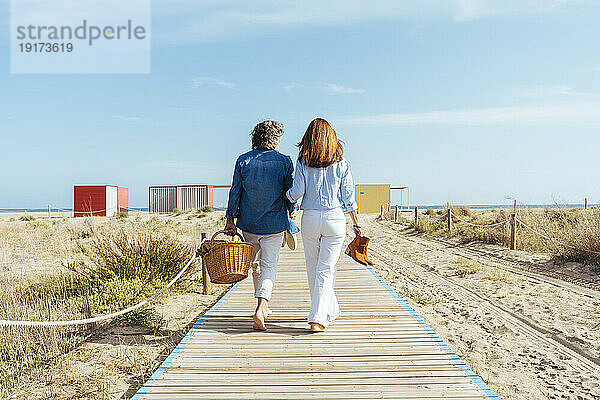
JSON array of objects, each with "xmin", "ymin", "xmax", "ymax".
[{"xmin": 297, "ymin": 118, "xmax": 343, "ymax": 168}]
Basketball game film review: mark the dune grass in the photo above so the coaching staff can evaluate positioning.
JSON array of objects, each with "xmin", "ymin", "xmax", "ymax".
[{"xmin": 383, "ymin": 206, "xmax": 600, "ymax": 266}]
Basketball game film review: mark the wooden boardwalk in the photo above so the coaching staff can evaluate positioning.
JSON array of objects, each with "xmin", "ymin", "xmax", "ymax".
[{"xmin": 133, "ymin": 239, "xmax": 500, "ymax": 400}]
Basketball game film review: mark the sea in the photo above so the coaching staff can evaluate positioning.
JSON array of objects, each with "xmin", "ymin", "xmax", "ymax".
[
  {"xmin": 0, "ymin": 208, "xmax": 149, "ymax": 213},
  {"xmin": 0, "ymin": 204, "xmax": 594, "ymax": 213}
]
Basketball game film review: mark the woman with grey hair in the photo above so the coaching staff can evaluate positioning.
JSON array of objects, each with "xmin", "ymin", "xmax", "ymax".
[{"xmin": 224, "ymin": 120, "xmax": 295, "ymax": 331}]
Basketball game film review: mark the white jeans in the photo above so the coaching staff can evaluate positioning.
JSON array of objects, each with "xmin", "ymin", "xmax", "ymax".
[
  {"xmin": 242, "ymin": 231, "xmax": 284, "ymax": 301},
  {"xmin": 301, "ymin": 208, "xmax": 346, "ymax": 327}
]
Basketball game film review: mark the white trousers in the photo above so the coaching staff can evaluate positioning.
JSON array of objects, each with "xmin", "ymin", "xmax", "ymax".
[
  {"xmin": 242, "ymin": 231, "xmax": 284, "ymax": 301},
  {"xmin": 301, "ymin": 208, "xmax": 346, "ymax": 327}
]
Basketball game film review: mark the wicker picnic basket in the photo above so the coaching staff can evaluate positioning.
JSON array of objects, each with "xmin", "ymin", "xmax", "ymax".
[{"xmin": 200, "ymin": 230, "xmax": 255, "ymax": 284}]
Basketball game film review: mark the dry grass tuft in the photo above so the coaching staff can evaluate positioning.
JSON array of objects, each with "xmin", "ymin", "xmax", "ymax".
[
  {"xmin": 482, "ymin": 267, "xmax": 516, "ymax": 282},
  {"xmin": 451, "ymin": 205, "xmax": 472, "ymax": 218},
  {"xmin": 515, "ymin": 208, "xmax": 600, "ymax": 265},
  {"xmin": 400, "ymin": 286, "xmax": 440, "ymax": 305},
  {"xmin": 452, "ymin": 257, "xmax": 481, "ymax": 277}
]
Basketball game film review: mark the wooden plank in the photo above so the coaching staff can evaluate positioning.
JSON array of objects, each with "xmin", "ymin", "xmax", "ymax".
[
  {"xmin": 146, "ymin": 384, "xmax": 483, "ymax": 393},
  {"xmin": 143, "ymin": 394, "xmax": 489, "ymax": 400},
  {"xmin": 158, "ymin": 371, "xmax": 472, "ymax": 379}
]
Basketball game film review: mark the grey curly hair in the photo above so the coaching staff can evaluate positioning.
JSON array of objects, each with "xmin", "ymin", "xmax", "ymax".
[{"xmin": 251, "ymin": 120, "xmax": 284, "ymax": 150}]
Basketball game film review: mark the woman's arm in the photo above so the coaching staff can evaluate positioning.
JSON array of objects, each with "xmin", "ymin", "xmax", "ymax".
[
  {"xmin": 283, "ymin": 157, "xmax": 296, "ymax": 214},
  {"xmin": 348, "ymin": 210, "xmax": 362, "ymax": 237},
  {"xmin": 340, "ymin": 160, "xmax": 361, "ymax": 236},
  {"xmin": 285, "ymin": 160, "xmax": 306, "ymax": 203}
]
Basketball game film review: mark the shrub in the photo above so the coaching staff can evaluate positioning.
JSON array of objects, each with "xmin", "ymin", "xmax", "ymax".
[
  {"xmin": 27, "ymin": 220, "xmax": 49, "ymax": 229},
  {"xmin": 20, "ymin": 215, "xmax": 35, "ymax": 221},
  {"xmin": 113, "ymin": 306, "xmax": 165, "ymax": 332},
  {"xmin": 450, "ymin": 205, "xmax": 472, "ymax": 218},
  {"xmin": 414, "ymin": 218, "xmax": 431, "ymax": 233},
  {"xmin": 201, "ymin": 206, "xmax": 214, "ymax": 213},
  {"xmin": 452, "ymin": 257, "xmax": 480, "ymax": 277},
  {"xmin": 453, "ymin": 225, "xmax": 508, "ymax": 246},
  {"xmin": 86, "ymin": 229, "xmax": 195, "ymax": 282},
  {"xmin": 142, "ymin": 216, "xmax": 167, "ymax": 232},
  {"xmin": 423, "ymin": 208, "xmax": 436, "ymax": 217},
  {"xmin": 400, "ymin": 286, "xmax": 439, "ymax": 305}
]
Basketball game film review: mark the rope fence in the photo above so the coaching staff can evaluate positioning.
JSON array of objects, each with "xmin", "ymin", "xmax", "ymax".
[
  {"xmin": 52, "ymin": 207, "xmax": 72, "ymax": 213},
  {"xmin": 444, "ymin": 207, "xmax": 599, "ymax": 256},
  {"xmin": 515, "ymin": 217, "xmax": 600, "ymax": 256},
  {"xmin": 0, "ymin": 253, "xmax": 197, "ymax": 327},
  {"xmin": 380, "ymin": 201, "xmax": 599, "ymax": 256},
  {"xmin": 75, "ymin": 209, "xmax": 106, "ymax": 214}
]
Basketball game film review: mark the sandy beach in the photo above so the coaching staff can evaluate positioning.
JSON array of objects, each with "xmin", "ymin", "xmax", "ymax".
[{"xmin": 1, "ymin": 210, "xmax": 599, "ymax": 399}]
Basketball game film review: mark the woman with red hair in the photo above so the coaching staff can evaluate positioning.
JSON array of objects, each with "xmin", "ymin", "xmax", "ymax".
[{"xmin": 286, "ymin": 118, "xmax": 361, "ymax": 332}]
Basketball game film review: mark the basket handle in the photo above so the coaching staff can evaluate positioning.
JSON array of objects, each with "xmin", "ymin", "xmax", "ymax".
[{"xmin": 209, "ymin": 230, "xmax": 244, "ymax": 248}]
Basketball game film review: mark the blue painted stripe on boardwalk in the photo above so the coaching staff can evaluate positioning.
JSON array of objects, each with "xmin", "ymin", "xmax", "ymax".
[
  {"xmin": 364, "ymin": 265, "xmax": 501, "ymax": 399},
  {"xmin": 131, "ymin": 282, "xmax": 241, "ymax": 400}
]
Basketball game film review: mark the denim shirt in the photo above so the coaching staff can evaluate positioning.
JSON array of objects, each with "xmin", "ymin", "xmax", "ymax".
[
  {"xmin": 286, "ymin": 158, "xmax": 357, "ymax": 212},
  {"xmin": 226, "ymin": 149, "xmax": 295, "ymax": 235}
]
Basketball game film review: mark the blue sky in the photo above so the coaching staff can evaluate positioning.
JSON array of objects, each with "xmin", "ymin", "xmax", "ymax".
[{"xmin": 1, "ymin": 0, "xmax": 600, "ymax": 208}]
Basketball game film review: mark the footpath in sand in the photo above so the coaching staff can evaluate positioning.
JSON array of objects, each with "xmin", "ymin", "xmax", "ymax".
[{"xmin": 362, "ymin": 215, "xmax": 600, "ymax": 400}]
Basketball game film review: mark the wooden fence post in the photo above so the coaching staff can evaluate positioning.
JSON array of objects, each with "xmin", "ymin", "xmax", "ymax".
[
  {"xmin": 509, "ymin": 199, "xmax": 517, "ymax": 250},
  {"xmin": 510, "ymin": 213, "xmax": 517, "ymax": 250},
  {"xmin": 394, "ymin": 206, "xmax": 399, "ymax": 223},
  {"xmin": 380, "ymin": 205, "xmax": 384, "ymax": 220},
  {"xmin": 447, "ymin": 203, "xmax": 452, "ymax": 233},
  {"xmin": 414, "ymin": 206, "xmax": 419, "ymax": 227},
  {"xmin": 585, "ymin": 198, "xmax": 588, "ymax": 209},
  {"xmin": 48, "ymin": 205, "xmax": 51, "ymax": 219},
  {"xmin": 201, "ymin": 232, "xmax": 211, "ymax": 295}
]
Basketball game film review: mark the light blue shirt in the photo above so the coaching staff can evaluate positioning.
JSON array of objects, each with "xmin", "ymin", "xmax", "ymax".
[{"xmin": 286, "ymin": 158, "xmax": 357, "ymax": 212}]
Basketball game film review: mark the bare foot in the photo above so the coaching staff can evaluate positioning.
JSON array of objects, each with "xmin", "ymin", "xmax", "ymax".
[
  {"xmin": 265, "ymin": 305, "xmax": 272, "ymax": 317},
  {"xmin": 309, "ymin": 322, "xmax": 326, "ymax": 332},
  {"xmin": 253, "ymin": 309, "xmax": 267, "ymax": 331}
]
